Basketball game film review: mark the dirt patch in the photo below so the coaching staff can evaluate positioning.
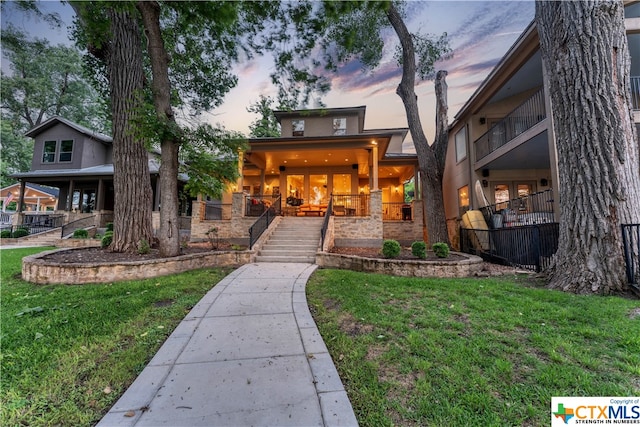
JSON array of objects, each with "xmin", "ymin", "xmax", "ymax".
[
  {"xmin": 338, "ymin": 312, "xmax": 374, "ymax": 337},
  {"xmin": 39, "ymin": 242, "xmax": 245, "ymax": 264},
  {"xmin": 329, "ymin": 246, "xmax": 466, "ymax": 262},
  {"xmin": 629, "ymin": 308, "xmax": 640, "ymax": 319}
]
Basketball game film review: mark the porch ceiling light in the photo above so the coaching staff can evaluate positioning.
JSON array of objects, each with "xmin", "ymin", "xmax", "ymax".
[
  {"xmin": 345, "ymin": 158, "xmax": 349, "ymax": 162},
  {"xmin": 371, "ymin": 140, "xmax": 377, "ymax": 145}
]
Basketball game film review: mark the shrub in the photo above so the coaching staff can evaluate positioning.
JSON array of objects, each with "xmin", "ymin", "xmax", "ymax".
[
  {"xmin": 73, "ymin": 229, "xmax": 89, "ymax": 239},
  {"xmin": 382, "ymin": 239, "xmax": 401, "ymax": 258},
  {"xmin": 1, "ymin": 230, "xmax": 11, "ymax": 238},
  {"xmin": 106, "ymin": 222, "xmax": 114, "ymax": 232},
  {"xmin": 137, "ymin": 239, "xmax": 150, "ymax": 255},
  {"xmin": 101, "ymin": 231, "xmax": 113, "ymax": 248},
  {"xmin": 11, "ymin": 228, "xmax": 29, "ymax": 238},
  {"xmin": 206, "ymin": 226, "xmax": 219, "ymax": 250},
  {"xmin": 411, "ymin": 241, "xmax": 427, "ymax": 259},
  {"xmin": 432, "ymin": 242, "xmax": 450, "ymax": 258}
]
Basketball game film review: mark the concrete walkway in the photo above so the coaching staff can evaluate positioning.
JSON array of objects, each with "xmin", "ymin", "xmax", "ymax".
[{"xmin": 98, "ymin": 262, "xmax": 358, "ymax": 427}]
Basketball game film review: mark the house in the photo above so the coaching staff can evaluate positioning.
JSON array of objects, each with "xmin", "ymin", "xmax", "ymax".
[
  {"xmin": 12, "ymin": 116, "xmax": 192, "ymax": 231},
  {"xmin": 191, "ymin": 106, "xmax": 425, "ymax": 247},
  {"xmin": 1, "ymin": 183, "xmax": 59, "ymax": 212},
  {"xmin": 443, "ymin": 2, "xmax": 640, "ymax": 251}
]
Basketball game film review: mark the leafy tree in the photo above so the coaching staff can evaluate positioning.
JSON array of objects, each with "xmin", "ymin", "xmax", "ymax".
[
  {"xmin": 247, "ymin": 95, "xmax": 281, "ymax": 138},
  {"xmin": 536, "ymin": 0, "xmax": 640, "ymax": 295},
  {"xmin": 0, "ymin": 26, "xmax": 108, "ymax": 133},
  {"xmin": 0, "ymin": 121, "xmax": 33, "ymax": 188}
]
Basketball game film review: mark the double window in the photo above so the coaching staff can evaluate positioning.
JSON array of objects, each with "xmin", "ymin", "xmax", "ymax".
[
  {"xmin": 333, "ymin": 118, "xmax": 346, "ymax": 135},
  {"xmin": 42, "ymin": 139, "xmax": 74, "ymax": 163},
  {"xmin": 292, "ymin": 120, "xmax": 304, "ymax": 136}
]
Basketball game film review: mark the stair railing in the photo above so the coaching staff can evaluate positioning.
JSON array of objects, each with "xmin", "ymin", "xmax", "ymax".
[{"xmin": 248, "ymin": 195, "xmax": 281, "ymax": 249}]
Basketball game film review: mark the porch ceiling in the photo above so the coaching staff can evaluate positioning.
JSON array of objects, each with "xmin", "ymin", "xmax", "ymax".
[
  {"xmin": 476, "ymin": 130, "xmax": 550, "ymax": 170},
  {"xmin": 246, "ymin": 147, "xmax": 372, "ymax": 174}
]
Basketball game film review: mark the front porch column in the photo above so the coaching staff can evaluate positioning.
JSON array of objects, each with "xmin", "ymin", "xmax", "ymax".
[
  {"xmin": 66, "ymin": 180, "xmax": 75, "ymax": 211},
  {"xmin": 17, "ymin": 181, "xmax": 26, "ymax": 212},
  {"xmin": 371, "ymin": 145, "xmax": 379, "ymax": 190},
  {"xmin": 96, "ymin": 178, "xmax": 104, "ymax": 211},
  {"xmin": 260, "ymin": 169, "xmax": 265, "ymax": 194},
  {"xmin": 236, "ymin": 151, "xmax": 244, "ymax": 192}
]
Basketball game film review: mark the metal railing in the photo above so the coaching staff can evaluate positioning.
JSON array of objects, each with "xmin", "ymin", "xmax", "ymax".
[
  {"xmin": 203, "ymin": 202, "xmax": 232, "ymax": 220},
  {"xmin": 248, "ymin": 195, "xmax": 281, "ymax": 249},
  {"xmin": 622, "ymin": 224, "xmax": 640, "ymax": 294},
  {"xmin": 320, "ymin": 196, "xmax": 334, "ymax": 249},
  {"xmin": 61, "ymin": 215, "xmax": 96, "ymax": 237},
  {"xmin": 475, "ymin": 87, "xmax": 546, "ymax": 161},
  {"xmin": 382, "ymin": 202, "xmax": 413, "ymax": 221},
  {"xmin": 246, "ymin": 194, "xmax": 282, "ymax": 217},
  {"xmin": 460, "ymin": 222, "xmax": 559, "ymax": 272},
  {"xmin": 631, "ymin": 77, "xmax": 640, "ymax": 110},
  {"xmin": 331, "ymin": 193, "xmax": 370, "ymax": 217},
  {"xmin": 2, "ymin": 214, "xmax": 65, "ymax": 237},
  {"xmin": 479, "ymin": 189, "xmax": 555, "ymax": 229}
]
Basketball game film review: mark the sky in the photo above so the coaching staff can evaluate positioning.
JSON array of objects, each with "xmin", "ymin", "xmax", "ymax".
[{"xmin": 1, "ymin": 1, "xmax": 536, "ymax": 151}]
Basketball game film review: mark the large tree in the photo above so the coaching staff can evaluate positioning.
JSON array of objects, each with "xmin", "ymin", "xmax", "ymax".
[
  {"xmin": 0, "ymin": 121, "xmax": 33, "ymax": 188},
  {"xmin": 536, "ymin": 0, "xmax": 640, "ymax": 294}
]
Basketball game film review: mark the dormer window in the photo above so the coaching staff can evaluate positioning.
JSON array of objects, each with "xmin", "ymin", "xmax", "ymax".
[
  {"xmin": 333, "ymin": 118, "xmax": 346, "ymax": 135},
  {"xmin": 292, "ymin": 120, "xmax": 304, "ymax": 136},
  {"xmin": 43, "ymin": 141, "xmax": 56, "ymax": 163},
  {"xmin": 59, "ymin": 140, "xmax": 73, "ymax": 162}
]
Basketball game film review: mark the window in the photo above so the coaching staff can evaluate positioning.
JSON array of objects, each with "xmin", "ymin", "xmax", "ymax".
[
  {"xmin": 59, "ymin": 140, "xmax": 73, "ymax": 162},
  {"xmin": 292, "ymin": 120, "xmax": 304, "ymax": 136},
  {"xmin": 494, "ymin": 184, "xmax": 510, "ymax": 210},
  {"xmin": 309, "ymin": 175, "xmax": 327, "ymax": 204},
  {"xmin": 458, "ymin": 185, "xmax": 470, "ymax": 217},
  {"xmin": 43, "ymin": 141, "xmax": 56, "ymax": 163},
  {"xmin": 333, "ymin": 118, "xmax": 346, "ymax": 135},
  {"xmin": 455, "ymin": 128, "xmax": 466, "ymax": 162},
  {"xmin": 332, "ymin": 173, "xmax": 352, "ymax": 194}
]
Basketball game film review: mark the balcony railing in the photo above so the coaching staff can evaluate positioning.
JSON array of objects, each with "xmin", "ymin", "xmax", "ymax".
[
  {"xmin": 331, "ymin": 193, "xmax": 370, "ymax": 217},
  {"xmin": 382, "ymin": 202, "xmax": 413, "ymax": 221},
  {"xmin": 631, "ymin": 77, "xmax": 640, "ymax": 110},
  {"xmin": 245, "ymin": 194, "xmax": 281, "ymax": 217},
  {"xmin": 479, "ymin": 189, "xmax": 555, "ymax": 229},
  {"xmin": 475, "ymin": 87, "xmax": 546, "ymax": 161}
]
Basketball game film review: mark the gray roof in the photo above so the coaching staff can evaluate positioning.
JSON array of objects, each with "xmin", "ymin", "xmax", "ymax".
[{"xmin": 24, "ymin": 116, "xmax": 112, "ymax": 143}]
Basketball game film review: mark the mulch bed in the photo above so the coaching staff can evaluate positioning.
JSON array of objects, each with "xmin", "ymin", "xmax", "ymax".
[
  {"xmin": 39, "ymin": 242, "xmax": 237, "ymax": 263},
  {"xmin": 329, "ymin": 246, "xmax": 466, "ymax": 262}
]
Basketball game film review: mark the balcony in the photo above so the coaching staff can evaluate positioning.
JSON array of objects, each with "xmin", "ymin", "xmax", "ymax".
[{"xmin": 475, "ymin": 88, "xmax": 546, "ymax": 161}]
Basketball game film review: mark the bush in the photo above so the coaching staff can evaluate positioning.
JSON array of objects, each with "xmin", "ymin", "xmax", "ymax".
[
  {"xmin": 137, "ymin": 239, "xmax": 150, "ymax": 254},
  {"xmin": 432, "ymin": 242, "xmax": 450, "ymax": 258},
  {"xmin": 11, "ymin": 228, "xmax": 29, "ymax": 238},
  {"xmin": 101, "ymin": 231, "xmax": 113, "ymax": 248},
  {"xmin": 1, "ymin": 230, "xmax": 11, "ymax": 238},
  {"xmin": 73, "ymin": 229, "xmax": 89, "ymax": 239},
  {"xmin": 382, "ymin": 239, "xmax": 401, "ymax": 258},
  {"xmin": 106, "ymin": 222, "xmax": 114, "ymax": 232},
  {"xmin": 411, "ymin": 241, "xmax": 427, "ymax": 259}
]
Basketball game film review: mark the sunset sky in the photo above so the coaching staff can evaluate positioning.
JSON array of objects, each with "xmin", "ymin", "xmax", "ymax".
[{"xmin": 1, "ymin": 1, "xmax": 536, "ymax": 150}]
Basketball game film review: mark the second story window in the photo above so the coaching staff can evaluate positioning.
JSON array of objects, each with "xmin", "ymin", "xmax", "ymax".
[
  {"xmin": 292, "ymin": 119, "xmax": 304, "ymax": 136},
  {"xmin": 455, "ymin": 128, "xmax": 467, "ymax": 162},
  {"xmin": 333, "ymin": 118, "xmax": 346, "ymax": 135},
  {"xmin": 59, "ymin": 140, "xmax": 74, "ymax": 162},
  {"xmin": 43, "ymin": 141, "xmax": 56, "ymax": 163}
]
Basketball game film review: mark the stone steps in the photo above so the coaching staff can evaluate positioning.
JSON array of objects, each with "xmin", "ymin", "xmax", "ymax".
[{"xmin": 255, "ymin": 217, "xmax": 323, "ymax": 263}]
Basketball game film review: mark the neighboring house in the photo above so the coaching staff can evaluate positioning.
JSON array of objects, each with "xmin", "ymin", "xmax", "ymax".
[
  {"xmin": 191, "ymin": 106, "xmax": 424, "ymax": 247},
  {"xmin": 12, "ymin": 116, "xmax": 191, "ymax": 230},
  {"xmin": 443, "ymin": 2, "xmax": 640, "ymax": 248},
  {"xmin": 1, "ymin": 183, "xmax": 59, "ymax": 212}
]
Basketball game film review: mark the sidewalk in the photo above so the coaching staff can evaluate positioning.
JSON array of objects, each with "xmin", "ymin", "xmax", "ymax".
[{"xmin": 98, "ymin": 262, "xmax": 358, "ymax": 427}]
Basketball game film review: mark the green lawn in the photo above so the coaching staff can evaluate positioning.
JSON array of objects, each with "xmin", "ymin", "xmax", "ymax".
[
  {"xmin": 306, "ymin": 269, "xmax": 640, "ymax": 427},
  {"xmin": 1, "ymin": 247, "xmax": 232, "ymax": 426}
]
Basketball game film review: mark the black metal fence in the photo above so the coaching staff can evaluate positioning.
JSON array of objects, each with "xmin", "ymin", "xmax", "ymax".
[
  {"xmin": 331, "ymin": 193, "xmax": 369, "ymax": 216},
  {"xmin": 461, "ymin": 223, "xmax": 559, "ymax": 272},
  {"xmin": 479, "ymin": 189, "xmax": 555, "ymax": 228},
  {"xmin": 248, "ymin": 196, "xmax": 281, "ymax": 249},
  {"xmin": 204, "ymin": 202, "xmax": 229, "ymax": 220},
  {"xmin": 382, "ymin": 202, "xmax": 413, "ymax": 221},
  {"xmin": 1, "ymin": 214, "xmax": 65, "ymax": 237},
  {"xmin": 622, "ymin": 224, "xmax": 640, "ymax": 293}
]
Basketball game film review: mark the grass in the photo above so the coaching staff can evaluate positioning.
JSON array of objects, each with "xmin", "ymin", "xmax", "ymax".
[
  {"xmin": 306, "ymin": 269, "xmax": 640, "ymax": 427},
  {"xmin": 1, "ymin": 247, "xmax": 232, "ymax": 426}
]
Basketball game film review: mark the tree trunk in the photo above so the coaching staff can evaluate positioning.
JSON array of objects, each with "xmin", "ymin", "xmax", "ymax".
[
  {"xmin": 536, "ymin": 0, "xmax": 640, "ymax": 294},
  {"xmin": 137, "ymin": 1, "xmax": 181, "ymax": 257},
  {"xmin": 107, "ymin": 9, "xmax": 154, "ymax": 252},
  {"xmin": 386, "ymin": 4, "xmax": 450, "ymax": 245}
]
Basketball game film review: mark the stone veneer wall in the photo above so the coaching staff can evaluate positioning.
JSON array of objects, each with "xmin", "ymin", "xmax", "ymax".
[
  {"xmin": 316, "ymin": 252, "xmax": 483, "ymax": 278},
  {"xmin": 23, "ymin": 248, "xmax": 252, "ymax": 285},
  {"xmin": 333, "ymin": 190, "xmax": 383, "ymax": 247}
]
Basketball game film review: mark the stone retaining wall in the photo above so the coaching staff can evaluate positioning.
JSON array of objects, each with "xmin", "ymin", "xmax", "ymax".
[
  {"xmin": 22, "ymin": 248, "xmax": 253, "ymax": 285},
  {"xmin": 316, "ymin": 252, "xmax": 483, "ymax": 278}
]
